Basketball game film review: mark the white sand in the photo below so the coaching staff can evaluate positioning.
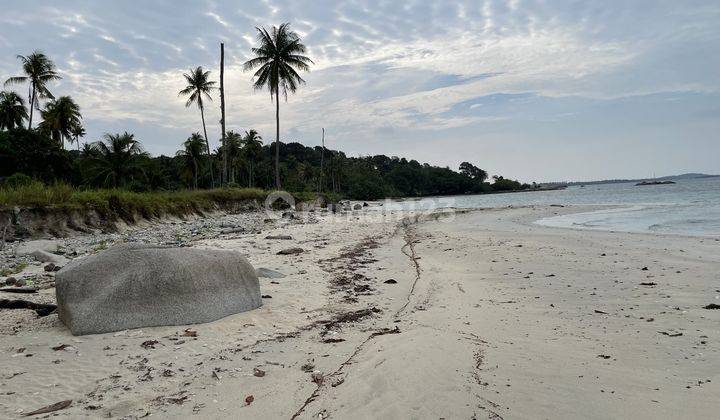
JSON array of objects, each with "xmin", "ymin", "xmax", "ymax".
[{"xmin": 1, "ymin": 206, "xmax": 718, "ymax": 419}]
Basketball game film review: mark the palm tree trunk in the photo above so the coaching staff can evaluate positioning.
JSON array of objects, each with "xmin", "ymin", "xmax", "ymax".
[
  {"xmin": 220, "ymin": 43, "xmax": 227, "ymax": 186},
  {"xmin": 28, "ymin": 85, "xmax": 35, "ymax": 129},
  {"xmin": 275, "ymin": 88, "xmax": 281, "ymax": 190},
  {"xmin": 200, "ymin": 105, "xmax": 214, "ymax": 188},
  {"xmin": 249, "ymin": 162, "xmax": 254, "ymax": 188},
  {"xmin": 193, "ymin": 159, "xmax": 198, "ymax": 189},
  {"xmin": 319, "ymin": 128, "xmax": 325, "ymax": 194}
]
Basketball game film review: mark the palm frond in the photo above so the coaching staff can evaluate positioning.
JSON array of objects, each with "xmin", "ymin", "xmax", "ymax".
[{"xmin": 3, "ymin": 76, "xmax": 27, "ymax": 87}]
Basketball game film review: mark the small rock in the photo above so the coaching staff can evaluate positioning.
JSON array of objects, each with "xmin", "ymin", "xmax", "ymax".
[
  {"xmin": 703, "ymin": 304, "xmax": 720, "ymax": 310},
  {"xmin": 384, "ymin": 279, "xmax": 398, "ymax": 284},
  {"xmin": 277, "ymin": 247, "xmax": 304, "ymax": 255},
  {"xmin": 15, "ymin": 278, "xmax": 26, "ymax": 287},
  {"xmin": 220, "ymin": 228, "xmax": 245, "ymax": 235},
  {"xmin": 253, "ymin": 368, "xmax": 266, "ymax": 377},
  {"xmin": 29, "ymin": 249, "xmax": 68, "ymax": 265},
  {"xmin": 5, "ymin": 277, "xmax": 17, "ymax": 286},
  {"xmin": 256, "ymin": 268, "xmax": 286, "ymax": 279},
  {"xmin": 44, "ymin": 263, "xmax": 56, "ymax": 272}
]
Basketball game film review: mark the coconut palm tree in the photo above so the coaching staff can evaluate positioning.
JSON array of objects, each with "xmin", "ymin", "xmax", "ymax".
[
  {"xmin": 4, "ymin": 51, "xmax": 61, "ymax": 129},
  {"xmin": 242, "ymin": 129, "xmax": 263, "ymax": 188},
  {"xmin": 176, "ymin": 133, "xmax": 206, "ymax": 189},
  {"xmin": 69, "ymin": 122, "xmax": 86, "ymax": 150},
  {"xmin": 87, "ymin": 132, "xmax": 147, "ymax": 188},
  {"xmin": 243, "ymin": 23, "xmax": 312, "ymax": 189},
  {"xmin": 0, "ymin": 91, "xmax": 28, "ymax": 130},
  {"xmin": 179, "ymin": 66, "xmax": 216, "ymax": 187},
  {"xmin": 223, "ymin": 130, "xmax": 243, "ymax": 184},
  {"xmin": 38, "ymin": 96, "xmax": 82, "ymax": 149}
]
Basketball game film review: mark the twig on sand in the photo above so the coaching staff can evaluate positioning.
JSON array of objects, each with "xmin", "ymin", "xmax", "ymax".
[{"xmin": 290, "ymin": 327, "xmax": 401, "ymax": 420}]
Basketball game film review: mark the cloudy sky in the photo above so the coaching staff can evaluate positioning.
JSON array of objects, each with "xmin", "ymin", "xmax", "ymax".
[{"xmin": 1, "ymin": 0, "xmax": 718, "ymax": 182}]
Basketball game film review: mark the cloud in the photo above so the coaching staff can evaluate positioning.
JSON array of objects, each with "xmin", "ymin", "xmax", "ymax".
[{"xmin": 1, "ymin": 0, "xmax": 719, "ymax": 180}]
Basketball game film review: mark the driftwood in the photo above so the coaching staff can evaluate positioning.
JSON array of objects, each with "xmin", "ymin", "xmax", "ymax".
[
  {"xmin": 23, "ymin": 399, "xmax": 72, "ymax": 416},
  {"xmin": 0, "ymin": 287, "xmax": 39, "ymax": 294},
  {"xmin": 0, "ymin": 299, "xmax": 57, "ymax": 317}
]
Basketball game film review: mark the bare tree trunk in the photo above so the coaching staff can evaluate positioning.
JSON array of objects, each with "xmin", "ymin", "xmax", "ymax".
[
  {"xmin": 200, "ymin": 105, "xmax": 214, "ymax": 188},
  {"xmin": 28, "ymin": 85, "xmax": 35, "ymax": 129},
  {"xmin": 220, "ymin": 42, "xmax": 227, "ymax": 186},
  {"xmin": 319, "ymin": 128, "xmax": 325, "ymax": 194},
  {"xmin": 274, "ymin": 87, "xmax": 281, "ymax": 190}
]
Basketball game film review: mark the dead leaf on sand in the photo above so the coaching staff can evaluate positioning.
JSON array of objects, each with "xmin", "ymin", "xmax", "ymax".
[
  {"xmin": 51, "ymin": 344, "xmax": 73, "ymax": 351},
  {"xmin": 245, "ymin": 395, "xmax": 254, "ymax": 405},
  {"xmin": 182, "ymin": 329, "xmax": 198, "ymax": 337},
  {"xmin": 141, "ymin": 340, "xmax": 160, "ymax": 349},
  {"xmin": 253, "ymin": 367, "xmax": 266, "ymax": 377},
  {"xmin": 311, "ymin": 372, "xmax": 324, "ymax": 385}
]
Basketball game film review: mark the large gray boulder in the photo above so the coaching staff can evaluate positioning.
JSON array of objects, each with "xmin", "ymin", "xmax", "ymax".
[{"xmin": 55, "ymin": 243, "xmax": 262, "ymax": 335}]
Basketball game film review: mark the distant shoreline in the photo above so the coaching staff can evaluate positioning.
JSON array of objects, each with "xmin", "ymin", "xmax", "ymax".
[
  {"xmin": 562, "ymin": 173, "xmax": 720, "ymax": 187},
  {"xmin": 386, "ymin": 184, "xmax": 567, "ymax": 203}
]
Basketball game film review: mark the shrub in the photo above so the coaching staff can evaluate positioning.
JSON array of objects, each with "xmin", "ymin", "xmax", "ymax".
[{"xmin": 2, "ymin": 173, "xmax": 34, "ymax": 188}]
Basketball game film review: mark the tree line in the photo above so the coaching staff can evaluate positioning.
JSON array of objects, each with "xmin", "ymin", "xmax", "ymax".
[{"xmin": 0, "ymin": 23, "xmax": 531, "ymax": 200}]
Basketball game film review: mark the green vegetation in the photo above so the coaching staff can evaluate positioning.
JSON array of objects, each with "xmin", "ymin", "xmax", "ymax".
[
  {"xmin": 1, "ymin": 27, "xmax": 533, "ymax": 208},
  {"xmin": 0, "ymin": 262, "xmax": 27, "ymax": 277},
  {"xmin": 243, "ymin": 23, "xmax": 313, "ymax": 190},
  {"xmin": 0, "ymin": 181, "xmax": 268, "ymax": 217},
  {"xmin": 4, "ymin": 51, "xmax": 62, "ymax": 129},
  {"xmin": 179, "ymin": 66, "xmax": 217, "ymax": 187}
]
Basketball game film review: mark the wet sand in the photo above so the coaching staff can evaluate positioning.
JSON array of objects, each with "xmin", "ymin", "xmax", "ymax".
[{"xmin": 1, "ymin": 206, "xmax": 718, "ymax": 419}]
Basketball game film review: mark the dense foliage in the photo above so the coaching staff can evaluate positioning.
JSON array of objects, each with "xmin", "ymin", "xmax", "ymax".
[{"xmin": 0, "ymin": 127, "xmax": 530, "ymax": 199}]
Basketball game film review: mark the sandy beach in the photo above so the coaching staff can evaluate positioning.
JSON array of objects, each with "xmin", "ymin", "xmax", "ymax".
[{"xmin": 1, "ymin": 205, "xmax": 719, "ymax": 419}]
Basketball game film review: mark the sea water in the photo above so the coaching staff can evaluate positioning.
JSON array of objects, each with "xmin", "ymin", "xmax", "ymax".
[{"xmin": 382, "ymin": 177, "xmax": 720, "ymax": 238}]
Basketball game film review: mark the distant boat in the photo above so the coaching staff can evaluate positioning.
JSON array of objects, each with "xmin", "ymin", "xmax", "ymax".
[{"xmin": 635, "ymin": 180, "xmax": 676, "ymax": 186}]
